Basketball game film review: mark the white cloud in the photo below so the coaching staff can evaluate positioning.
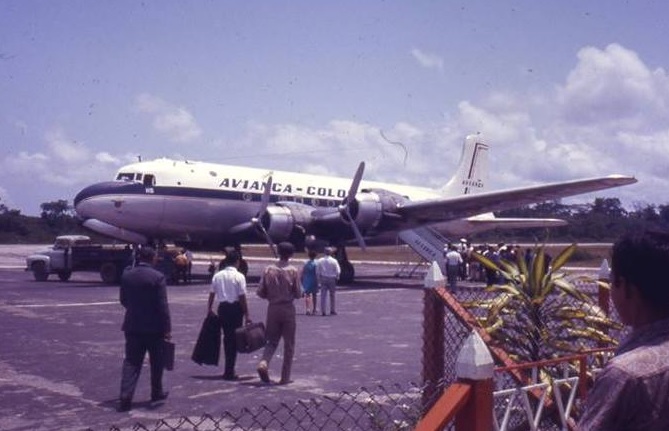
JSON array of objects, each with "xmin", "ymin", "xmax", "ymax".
[
  {"xmin": 215, "ymin": 44, "xmax": 669, "ymax": 208},
  {"xmin": 94, "ymin": 152, "xmax": 121, "ymax": 164},
  {"xmin": 410, "ymin": 48, "xmax": 444, "ymax": 72},
  {"xmin": 135, "ymin": 93, "xmax": 202, "ymax": 143},
  {"xmin": 558, "ymin": 43, "xmax": 669, "ymax": 128},
  {"xmin": 45, "ymin": 128, "xmax": 90, "ymax": 163},
  {"xmin": 0, "ymin": 185, "xmax": 15, "ymax": 209},
  {"xmin": 0, "ymin": 127, "xmax": 126, "ymax": 188}
]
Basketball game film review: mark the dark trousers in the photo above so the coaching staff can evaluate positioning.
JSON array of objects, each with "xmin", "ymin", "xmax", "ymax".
[
  {"xmin": 120, "ymin": 332, "xmax": 164, "ymax": 401},
  {"xmin": 218, "ymin": 302, "xmax": 243, "ymax": 377}
]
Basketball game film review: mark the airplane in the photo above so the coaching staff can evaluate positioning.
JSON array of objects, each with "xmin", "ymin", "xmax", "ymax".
[{"xmin": 73, "ymin": 134, "xmax": 637, "ymax": 283}]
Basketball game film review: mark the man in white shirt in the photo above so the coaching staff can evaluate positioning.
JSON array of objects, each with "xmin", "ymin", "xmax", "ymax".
[
  {"xmin": 444, "ymin": 244, "xmax": 464, "ymax": 290},
  {"xmin": 316, "ymin": 247, "xmax": 341, "ymax": 316},
  {"xmin": 207, "ymin": 250, "xmax": 251, "ymax": 380}
]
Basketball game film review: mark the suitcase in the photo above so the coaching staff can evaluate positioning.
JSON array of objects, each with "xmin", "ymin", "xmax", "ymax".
[{"xmin": 235, "ymin": 322, "xmax": 266, "ymax": 353}]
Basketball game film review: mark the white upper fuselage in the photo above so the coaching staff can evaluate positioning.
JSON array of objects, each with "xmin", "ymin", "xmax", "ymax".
[
  {"xmin": 127, "ymin": 158, "xmax": 438, "ymax": 203},
  {"xmin": 74, "ymin": 158, "xmax": 438, "ymax": 246}
]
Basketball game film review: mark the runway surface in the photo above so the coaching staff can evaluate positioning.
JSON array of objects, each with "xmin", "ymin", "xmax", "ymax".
[{"xmin": 0, "ymin": 247, "xmax": 432, "ymax": 431}]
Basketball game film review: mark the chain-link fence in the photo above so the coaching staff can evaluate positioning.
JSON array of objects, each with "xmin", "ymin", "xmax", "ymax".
[
  {"xmin": 89, "ymin": 276, "xmax": 621, "ymax": 431},
  {"xmin": 90, "ymin": 381, "xmax": 450, "ymax": 431}
]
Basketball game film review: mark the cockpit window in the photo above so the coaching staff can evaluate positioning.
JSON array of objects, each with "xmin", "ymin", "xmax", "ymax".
[{"xmin": 116, "ymin": 172, "xmax": 135, "ymax": 181}]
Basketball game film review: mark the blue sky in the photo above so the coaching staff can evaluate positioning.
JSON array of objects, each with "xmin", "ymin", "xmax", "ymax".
[{"xmin": 2, "ymin": 1, "xmax": 668, "ymax": 216}]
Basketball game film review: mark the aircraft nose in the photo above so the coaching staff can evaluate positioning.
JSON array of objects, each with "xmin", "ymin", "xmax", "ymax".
[{"xmin": 74, "ymin": 181, "xmax": 145, "ymax": 216}]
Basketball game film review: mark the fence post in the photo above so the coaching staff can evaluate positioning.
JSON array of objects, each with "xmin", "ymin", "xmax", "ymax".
[
  {"xmin": 598, "ymin": 259, "xmax": 610, "ymax": 316},
  {"xmin": 423, "ymin": 261, "xmax": 446, "ymax": 409},
  {"xmin": 454, "ymin": 330, "xmax": 494, "ymax": 431}
]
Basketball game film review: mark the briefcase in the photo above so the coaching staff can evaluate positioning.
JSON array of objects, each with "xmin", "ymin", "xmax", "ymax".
[
  {"xmin": 235, "ymin": 322, "xmax": 266, "ymax": 353},
  {"xmin": 163, "ymin": 340, "xmax": 175, "ymax": 371}
]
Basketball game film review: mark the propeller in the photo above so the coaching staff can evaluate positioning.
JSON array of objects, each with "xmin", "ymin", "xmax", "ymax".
[
  {"xmin": 229, "ymin": 176, "xmax": 277, "ymax": 257},
  {"xmin": 339, "ymin": 162, "xmax": 367, "ymax": 251}
]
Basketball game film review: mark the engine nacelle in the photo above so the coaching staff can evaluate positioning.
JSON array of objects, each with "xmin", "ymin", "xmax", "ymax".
[
  {"xmin": 259, "ymin": 202, "xmax": 314, "ymax": 242},
  {"xmin": 258, "ymin": 190, "xmax": 405, "ymax": 244},
  {"xmin": 347, "ymin": 191, "xmax": 384, "ymax": 232},
  {"xmin": 311, "ymin": 189, "xmax": 402, "ymax": 233}
]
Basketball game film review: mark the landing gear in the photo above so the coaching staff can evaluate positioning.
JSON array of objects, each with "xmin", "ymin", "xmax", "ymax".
[{"xmin": 335, "ymin": 246, "xmax": 355, "ymax": 284}]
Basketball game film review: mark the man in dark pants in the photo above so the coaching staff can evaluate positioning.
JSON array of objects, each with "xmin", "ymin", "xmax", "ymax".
[
  {"xmin": 207, "ymin": 250, "xmax": 251, "ymax": 380},
  {"xmin": 118, "ymin": 246, "xmax": 171, "ymax": 412}
]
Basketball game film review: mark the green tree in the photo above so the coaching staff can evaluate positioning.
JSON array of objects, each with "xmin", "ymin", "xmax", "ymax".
[{"xmin": 39, "ymin": 199, "xmax": 78, "ymax": 232}]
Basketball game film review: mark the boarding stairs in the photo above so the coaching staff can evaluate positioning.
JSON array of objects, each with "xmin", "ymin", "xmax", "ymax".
[{"xmin": 395, "ymin": 226, "xmax": 450, "ymax": 278}]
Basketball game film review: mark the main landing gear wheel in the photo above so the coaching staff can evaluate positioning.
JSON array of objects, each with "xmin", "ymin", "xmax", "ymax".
[{"xmin": 339, "ymin": 260, "xmax": 354, "ymax": 285}]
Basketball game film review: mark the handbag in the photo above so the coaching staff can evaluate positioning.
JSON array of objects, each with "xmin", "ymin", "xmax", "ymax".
[
  {"xmin": 191, "ymin": 315, "xmax": 221, "ymax": 366},
  {"xmin": 235, "ymin": 322, "xmax": 266, "ymax": 353}
]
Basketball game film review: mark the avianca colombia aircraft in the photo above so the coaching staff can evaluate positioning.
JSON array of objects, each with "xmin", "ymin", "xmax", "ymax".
[{"xmin": 73, "ymin": 135, "xmax": 636, "ymax": 282}]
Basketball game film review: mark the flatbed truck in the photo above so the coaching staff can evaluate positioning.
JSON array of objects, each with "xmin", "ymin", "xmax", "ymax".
[{"xmin": 26, "ymin": 235, "xmax": 134, "ymax": 284}]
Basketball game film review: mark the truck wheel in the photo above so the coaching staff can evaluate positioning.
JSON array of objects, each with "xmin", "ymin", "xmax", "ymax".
[
  {"xmin": 32, "ymin": 262, "xmax": 49, "ymax": 281},
  {"xmin": 100, "ymin": 262, "xmax": 118, "ymax": 284},
  {"xmin": 57, "ymin": 271, "xmax": 72, "ymax": 281}
]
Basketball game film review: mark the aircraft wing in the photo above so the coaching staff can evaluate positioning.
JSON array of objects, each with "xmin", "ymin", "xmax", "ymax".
[{"xmin": 396, "ymin": 175, "xmax": 637, "ymax": 224}]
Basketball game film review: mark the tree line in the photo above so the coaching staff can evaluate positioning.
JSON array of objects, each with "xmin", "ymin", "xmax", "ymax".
[{"xmin": 1, "ymin": 197, "xmax": 668, "ymax": 244}]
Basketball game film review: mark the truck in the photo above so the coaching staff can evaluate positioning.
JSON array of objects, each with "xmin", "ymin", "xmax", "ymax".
[{"xmin": 26, "ymin": 235, "xmax": 134, "ymax": 284}]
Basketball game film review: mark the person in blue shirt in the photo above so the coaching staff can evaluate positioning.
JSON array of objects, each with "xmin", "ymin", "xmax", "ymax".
[{"xmin": 300, "ymin": 250, "xmax": 318, "ymax": 315}]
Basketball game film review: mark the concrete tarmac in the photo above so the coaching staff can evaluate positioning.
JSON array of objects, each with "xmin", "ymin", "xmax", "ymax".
[{"xmin": 0, "ymin": 249, "xmax": 432, "ymax": 431}]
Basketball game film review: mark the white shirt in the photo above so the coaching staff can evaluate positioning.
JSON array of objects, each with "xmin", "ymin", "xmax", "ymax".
[
  {"xmin": 445, "ymin": 250, "xmax": 463, "ymax": 266},
  {"xmin": 316, "ymin": 255, "xmax": 341, "ymax": 280},
  {"xmin": 210, "ymin": 266, "xmax": 247, "ymax": 303}
]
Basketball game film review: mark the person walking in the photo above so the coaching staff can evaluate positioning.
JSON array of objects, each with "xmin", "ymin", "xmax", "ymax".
[
  {"xmin": 578, "ymin": 230, "xmax": 669, "ymax": 430},
  {"xmin": 118, "ymin": 246, "xmax": 171, "ymax": 412},
  {"xmin": 300, "ymin": 250, "xmax": 318, "ymax": 315},
  {"xmin": 256, "ymin": 242, "xmax": 302, "ymax": 385},
  {"xmin": 444, "ymin": 244, "xmax": 464, "ymax": 290},
  {"xmin": 207, "ymin": 249, "xmax": 251, "ymax": 381},
  {"xmin": 316, "ymin": 247, "xmax": 341, "ymax": 316}
]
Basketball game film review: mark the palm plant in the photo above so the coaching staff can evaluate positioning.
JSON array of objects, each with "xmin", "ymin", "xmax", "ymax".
[{"xmin": 463, "ymin": 244, "xmax": 622, "ymax": 363}]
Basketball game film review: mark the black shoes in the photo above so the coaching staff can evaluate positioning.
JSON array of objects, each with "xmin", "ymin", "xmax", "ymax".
[
  {"xmin": 222, "ymin": 374, "xmax": 239, "ymax": 381},
  {"xmin": 151, "ymin": 391, "xmax": 169, "ymax": 402},
  {"xmin": 118, "ymin": 392, "xmax": 168, "ymax": 412},
  {"xmin": 117, "ymin": 398, "xmax": 132, "ymax": 412}
]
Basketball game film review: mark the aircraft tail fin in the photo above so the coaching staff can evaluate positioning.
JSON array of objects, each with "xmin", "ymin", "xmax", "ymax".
[{"xmin": 440, "ymin": 134, "xmax": 489, "ymax": 197}]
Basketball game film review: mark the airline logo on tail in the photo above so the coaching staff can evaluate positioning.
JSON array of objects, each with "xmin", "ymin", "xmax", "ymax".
[
  {"xmin": 462, "ymin": 141, "xmax": 488, "ymax": 195},
  {"xmin": 441, "ymin": 135, "xmax": 489, "ymax": 197}
]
